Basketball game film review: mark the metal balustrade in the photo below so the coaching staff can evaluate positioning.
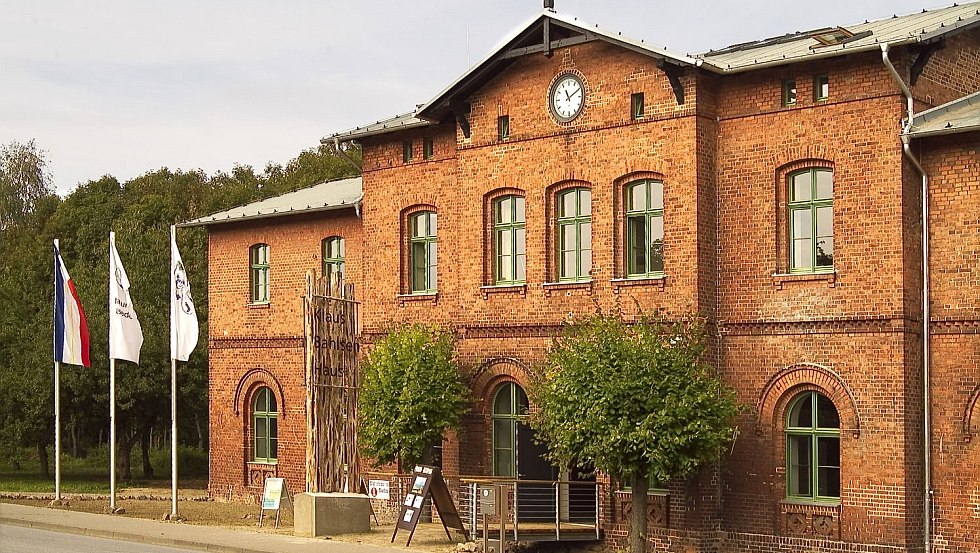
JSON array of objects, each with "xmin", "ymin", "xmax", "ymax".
[{"xmin": 459, "ymin": 478, "xmax": 600, "ymax": 542}]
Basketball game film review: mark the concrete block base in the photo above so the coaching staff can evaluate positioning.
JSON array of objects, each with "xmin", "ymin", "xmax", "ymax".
[{"xmin": 294, "ymin": 492, "xmax": 371, "ymax": 537}]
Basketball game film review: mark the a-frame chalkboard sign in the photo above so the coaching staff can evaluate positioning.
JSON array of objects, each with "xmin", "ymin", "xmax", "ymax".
[{"xmin": 391, "ymin": 465, "xmax": 469, "ymax": 546}]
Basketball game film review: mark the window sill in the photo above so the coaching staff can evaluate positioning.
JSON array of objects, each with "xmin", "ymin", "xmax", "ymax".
[
  {"xmin": 480, "ymin": 284, "xmax": 527, "ymax": 299},
  {"xmin": 611, "ymin": 275, "xmax": 666, "ymax": 292},
  {"xmin": 249, "ymin": 460, "xmax": 278, "ymax": 466},
  {"xmin": 542, "ymin": 280, "xmax": 593, "ymax": 297},
  {"xmin": 772, "ymin": 271, "xmax": 836, "ymax": 290},
  {"xmin": 397, "ymin": 292, "xmax": 438, "ymax": 306},
  {"xmin": 616, "ymin": 488, "xmax": 669, "ymax": 497},
  {"xmin": 248, "ymin": 302, "xmax": 271, "ymax": 309},
  {"xmin": 780, "ymin": 497, "xmax": 841, "ymax": 508}
]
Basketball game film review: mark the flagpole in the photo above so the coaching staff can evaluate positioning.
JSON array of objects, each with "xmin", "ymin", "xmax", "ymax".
[
  {"xmin": 171, "ymin": 358, "xmax": 178, "ymax": 517},
  {"xmin": 54, "ymin": 360, "xmax": 61, "ymax": 501},
  {"xmin": 110, "ymin": 357, "xmax": 116, "ymax": 511}
]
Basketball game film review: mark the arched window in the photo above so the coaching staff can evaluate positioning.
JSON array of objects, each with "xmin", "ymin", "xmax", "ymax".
[
  {"xmin": 786, "ymin": 391, "xmax": 840, "ymax": 500},
  {"xmin": 625, "ymin": 179, "xmax": 664, "ymax": 277},
  {"xmin": 410, "ymin": 211, "xmax": 437, "ymax": 293},
  {"xmin": 249, "ymin": 244, "xmax": 270, "ymax": 303},
  {"xmin": 491, "ymin": 382, "xmax": 529, "ymax": 477},
  {"xmin": 321, "ymin": 236, "xmax": 345, "ymax": 282},
  {"xmin": 556, "ymin": 188, "xmax": 592, "ymax": 281},
  {"xmin": 253, "ymin": 387, "xmax": 278, "ymax": 463},
  {"xmin": 493, "ymin": 195, "xmax": 526, "ymax": 285},
  {"xmin": 788, "ymin": 168, "xmax": 833, "ymax": 272}
]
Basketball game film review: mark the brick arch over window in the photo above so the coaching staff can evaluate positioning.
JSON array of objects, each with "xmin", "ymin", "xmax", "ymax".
[
  {"xmin": 612, "ymin": 171, "xmax": 667, "ymax": 278},
  {"xmin": 233, "ymin": 368, "xmax": 286, "ymax": 418},
  {"xmin": 756, "ymin": 363, "xmax": 860, "ymax": 437},
  {"xmin": 472, "ymin": 357, "xmax": 534, "ymax": 414},
  {"xmin": 964, "ymin": 385, "xmax": 980, "ymax": 440},
  {"xmin": 774, "ymin": 159, "xmax": 835, "ymax": 274}
]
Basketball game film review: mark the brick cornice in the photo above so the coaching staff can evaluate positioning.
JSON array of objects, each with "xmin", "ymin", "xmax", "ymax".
[
  {"xmin": 720, "ymin": 316, "xmax": 915, "ymax": 336},
  {"xmin": 930, "ymin": 317, "xmax": 980, "ymax": 334},
  {"xmin": 210, "ymin": 336, "xmax": 303, "ymax": 349}
]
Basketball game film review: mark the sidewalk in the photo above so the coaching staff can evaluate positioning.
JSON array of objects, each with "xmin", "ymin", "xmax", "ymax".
[{"xmin": 0, "ymin": 502, "xmax": 405, "ymax": 553}]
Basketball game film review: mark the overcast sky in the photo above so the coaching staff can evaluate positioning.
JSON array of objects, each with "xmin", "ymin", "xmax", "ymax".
[{"xmin": 2, "ymin": 0, "xmax": 944, "ymax": 194}]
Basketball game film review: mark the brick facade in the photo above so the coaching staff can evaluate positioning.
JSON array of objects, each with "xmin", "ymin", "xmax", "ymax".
[{"xmin": 201, "ymin": 11, "xmax": 979, "ymax": 553}]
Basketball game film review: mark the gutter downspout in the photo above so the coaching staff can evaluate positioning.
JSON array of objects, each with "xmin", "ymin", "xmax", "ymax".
[
  {"xmin": 882, "ymin": 43, "xmax": 932, "ymax": 553},
  {"xmin": 332, "ymin": 137, "xmax": 363, "ymax": 173}
]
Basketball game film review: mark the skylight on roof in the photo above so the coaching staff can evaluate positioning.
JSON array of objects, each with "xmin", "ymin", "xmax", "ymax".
[{"xmin": 809, "ymin": 27, "xmax": 855, "ymax": 48}]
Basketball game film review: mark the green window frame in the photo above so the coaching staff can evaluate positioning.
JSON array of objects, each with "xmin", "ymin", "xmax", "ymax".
[
  {"xmin": 321, "ymin": 236, "xmax": 345, "ymax": 283},
  {"xmin": 625, "ymin": 179, "xmax": 665, "ymax": 277},
  {"xmin": 785, "ymin": 391, "xmax": 840, "ymax": 501},
  {"xmin": 556, "ymin": 188, "xmax": 592, "ymax": 281},
  {"xmin": 788, "ymin": 168, "xmax": 834, "ymax": 273},
  {"xmin": 631, "ymin": 92, "xmax": 644, "ymax": 120},
  {"xmin": 423, "ymin": 138, "xmax": 434, "ymax": 160},
  {"xmin": 403, "ymin": 141, "xmax": 413, "ymax": 163},
  {"xmin": 782, "ymin": 78, "xmax": 797, "ymax": 106},
  {"xmin": 249, "ymin": 244, "xmax": 270, "ymax": 304},
  {"xmin": 410, "ymin": 211, "xmax": 437, "ymax": 293},
  {"xmin": 491, "ymin": 382, "xmax": 529, "ymax": 478},
  {"xmin": 252, "ymin": 387, "xmax": 278, "ymax": 463},
  {"xmin": 814, "ymin": 74, "xmax": 829, "ymax": 102},
  {"xmin": 498, "ymin": 115, "xmax": 510, "ymax": 141},
  {"xmin": 493, "ymin": 195, "xmax": 526, "ymax": 285}
]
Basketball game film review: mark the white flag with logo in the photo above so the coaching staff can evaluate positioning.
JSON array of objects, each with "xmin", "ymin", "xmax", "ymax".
[
  {"xmin": 108, "ymin": 232, "xmax": 144, "ymax": 363},
  {"xmin": 170, "ymin": 226, "xmax": 199, "ymax": 361}
]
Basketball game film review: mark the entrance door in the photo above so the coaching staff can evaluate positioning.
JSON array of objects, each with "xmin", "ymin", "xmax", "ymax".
[{"xmin": 491, "ymin": 382, "xmax": 556, "ymax": 522}]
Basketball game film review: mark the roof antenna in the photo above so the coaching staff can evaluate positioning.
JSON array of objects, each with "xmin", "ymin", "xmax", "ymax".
[{"xmin": 544, "ymin": 0, "xmax": 555, "ymax": 11}]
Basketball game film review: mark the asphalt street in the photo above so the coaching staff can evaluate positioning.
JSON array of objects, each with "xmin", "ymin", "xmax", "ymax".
[{"xmin": 0, "ymin": 524, "xmax": 199, "ymax": 553}]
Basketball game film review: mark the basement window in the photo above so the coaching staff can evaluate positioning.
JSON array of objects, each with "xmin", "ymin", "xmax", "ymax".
[{"xmin": 782, "ymin": 79, "xmax": 797, "ymax": 107}]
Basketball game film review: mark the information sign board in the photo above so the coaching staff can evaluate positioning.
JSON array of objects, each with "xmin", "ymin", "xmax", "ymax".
[{"xmin": 391, "ymin": 465, "xmax": 469, "ymax": 547}]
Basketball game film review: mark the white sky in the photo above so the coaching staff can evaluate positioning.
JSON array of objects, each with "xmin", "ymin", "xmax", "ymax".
[{"xmin": 1, "ymin": 0, "xmax": 944, "ymax": 194}]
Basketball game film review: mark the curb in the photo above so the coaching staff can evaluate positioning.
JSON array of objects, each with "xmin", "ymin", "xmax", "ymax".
[{"xmin": 0, "ymin": 516, "xmax": 267, "ymax": 553}]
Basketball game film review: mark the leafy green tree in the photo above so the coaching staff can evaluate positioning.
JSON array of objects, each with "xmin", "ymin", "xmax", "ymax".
[
  {"xmin": 358, "ymin": 324, "xmax": 468, "ymax": 469},
  {"xmin": 0, "ymin": 139, "xmax": 53, "ymax": 230},
  {"xmin": 531, "ymin": 312, "xmax": 740, "ymax": 553}
]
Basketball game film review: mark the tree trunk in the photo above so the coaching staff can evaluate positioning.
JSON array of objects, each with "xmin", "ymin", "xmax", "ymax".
[
  {"xmin": 630, "ymin": 473, "xmax": 649, "ymax": 553},
  {"xmin": 140, "ymin": 425, "xmax": 154, "ymax": 479},
  {"xmin": 195, "ymin": 413, "xmax": 204, "ymax": 449},
  {"xmin": 119, "ymin": 430, "xmax": 137, "ymax": 482},
  {"xmin": 37, "ymin": 437, "xmax": 50, "ymax": 478}
]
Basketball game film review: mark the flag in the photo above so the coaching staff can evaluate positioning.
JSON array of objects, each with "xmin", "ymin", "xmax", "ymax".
[
  {"xmin": 108, "ymin": 232, "xmax": 143, "ymax": 363},
  {"xmin": 53, "ymin": 240, "xmax": 91, "ymax": 367},
  {"xmin": 170, "ymin": 226, "xmax": 198, "ymax": 361}
]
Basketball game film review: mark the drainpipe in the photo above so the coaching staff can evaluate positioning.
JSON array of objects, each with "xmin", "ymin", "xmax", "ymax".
[
  {"xmin": 882, "ymin": 43, "xmax": 932, "ymax": 553},
  {"xmin": 333, "ymin": 137, "xmax": 362, "ymax": 173}
]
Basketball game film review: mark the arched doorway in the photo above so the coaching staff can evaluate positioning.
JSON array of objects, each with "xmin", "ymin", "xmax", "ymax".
[{"xmin": 491, "ymin": 382, "xmax": 557, "ymax": 522}]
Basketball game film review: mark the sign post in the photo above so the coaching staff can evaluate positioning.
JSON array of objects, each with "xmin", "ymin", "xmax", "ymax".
[
  {"xmin": 391, "ymin": 465, "xmax": 469, "ymax": 547},
  {"xmin": 258, "ymin": 478, "xmax": 290, "ymax": 528}
]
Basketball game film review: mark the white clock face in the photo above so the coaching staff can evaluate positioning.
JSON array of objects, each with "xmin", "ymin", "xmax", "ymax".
[{"xmin": 550, "ymin": 74, "xmax": 584, "ymax": 122}]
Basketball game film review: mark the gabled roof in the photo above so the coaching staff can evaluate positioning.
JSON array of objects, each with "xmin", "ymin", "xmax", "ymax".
[
  {"xmin": 701, "ymin": 2, "xmax": 980, "ymax": 72},
  {"xmin": 908, "ymin": 90, "xmax": 980, "ymax": 137},
  {"xmin": 179, "ymin": 176, "xmax": 362, "ymax": 228},
  {"xmin": 325, "ymin": 2, "xmax": 980, "ymax": 142},
  {"xmin": 416, "ymin": 10, "xmax": 699, "ymax": 122}
]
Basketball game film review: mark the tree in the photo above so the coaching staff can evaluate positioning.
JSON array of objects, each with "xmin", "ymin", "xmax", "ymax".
[
  {"xmin": 0, "ymin": 139, "xmax": 53, "ymax": 230},
  {"xmin": 357, "ymin": 324, "xmax": 468, "ymax": 469},
  {"xmin": 531, "ymin": 311, "xmax": 740, "ymax": 553}
]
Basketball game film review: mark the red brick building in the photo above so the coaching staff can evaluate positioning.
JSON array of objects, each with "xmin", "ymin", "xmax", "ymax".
[{"xmin": 184, "ymin": 4, "xmax": 980, "ymax": 552}]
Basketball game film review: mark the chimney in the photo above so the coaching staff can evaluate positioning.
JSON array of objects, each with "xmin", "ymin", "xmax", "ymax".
[{"xmin": 544, "ymin": 0, "xmax": 555, "ymax": 10}]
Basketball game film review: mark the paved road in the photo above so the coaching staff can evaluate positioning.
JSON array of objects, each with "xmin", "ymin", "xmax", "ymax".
[{"xmin": 0, "ymin": 524, "xmax": 199, "ymax": 553}]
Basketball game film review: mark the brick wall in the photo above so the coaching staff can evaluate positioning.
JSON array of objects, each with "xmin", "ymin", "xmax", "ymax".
[{"xmin": 207, "ymin": 211, "xmax": 362, "ymax": 500}]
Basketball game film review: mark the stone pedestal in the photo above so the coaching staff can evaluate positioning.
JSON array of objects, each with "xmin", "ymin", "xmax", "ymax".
[{"xmin": 294, "ymin": 492, "xmax": 371, "ymax": 537}]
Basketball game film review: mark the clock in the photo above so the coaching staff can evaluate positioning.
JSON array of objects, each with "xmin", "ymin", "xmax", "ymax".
[{"xmin": 549, "ymin": 73, "xmax": 585, "ymax": 122}]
